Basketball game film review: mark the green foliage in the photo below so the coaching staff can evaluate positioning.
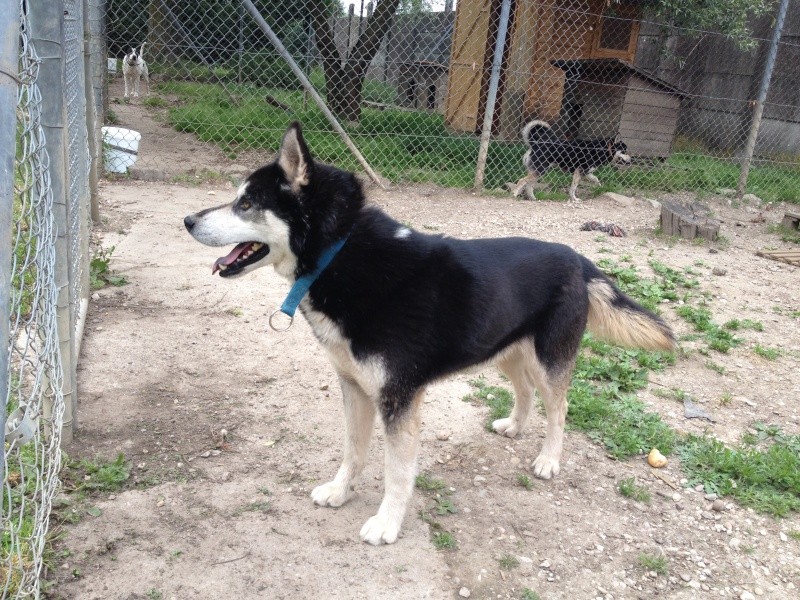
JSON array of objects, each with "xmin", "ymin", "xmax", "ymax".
[
  {"xmin": 618, "ymin": 477, "xmax": 652, "ymax": 503},
  {"xmin": 638, "ymin": 552, "xmax": 668, "ymax": 575},
  {"xmin": 753, "ymin": 344, "xmax": 780, "ymax": 360},
  {"xmin": 66, "ymin": 454, "xmax": 130, "ymax": 493},
  {"xmin": 723, "ymin": 319, "xmax": 764, "ymax": 332},
  {"xmin": 647, "ymin": 0, "xmax": 774, "ymax": 51},
  {"xmin": 498, "ymin": 554, "xmax": 520, "ymax": 570},
  {"xmin": 569, "ymin": 337, "xmax": 677, "ymax": 459},
  {"xmin": 675, "ymin": 305, "xmax": 742, "ymax": 353},
  {"xmin": 415, "ymin": 473, "xmax": 446, "ymax": 492},
  {"xmin": 767, "ymin": 224, "xmax": 800, "ymax": 244},
  {"xmin": 516, "ymin": 473, "xmax": 533, "ymax": 491},
  {"xmin": 90, "ymin": 246, "xmax": 128, "ymax": 289},
  {"xmin": 679, "ymin": 430, "xmax": 800, "ymax": 517},
  {"xmin": 435, "ymin": 498, "xmax": 458, "ymax": 516},
  {"xmin": 465, "ymin": 378, "xmax": 515, "ymax": 430},
  {"xmin": 432, "ymin": 530, "xmax": 457, "ymax": 550},
  {"xmin": 521, "ymin": 590, "xmax": 541, "ymax": 600}
]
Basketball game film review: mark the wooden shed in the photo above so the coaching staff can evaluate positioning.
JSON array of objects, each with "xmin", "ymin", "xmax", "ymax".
[
  {"xmin": 552, "ymin": 58, "xmax": 685, "ymax": 158},
  {"xmin": 398, "ymin": 61, "xmax": 449, "ymax": 112},
  {"xmin": 445, "ymin": 0, "xmax": 648, "ymax": 139}
]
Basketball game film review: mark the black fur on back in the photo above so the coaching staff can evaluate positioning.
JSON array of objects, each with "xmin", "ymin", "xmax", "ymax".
[{"xmin": 524, "ymin": 121, "xmax": 628, "ymax": 176}]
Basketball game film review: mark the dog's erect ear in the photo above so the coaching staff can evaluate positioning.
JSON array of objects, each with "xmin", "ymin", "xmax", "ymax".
[
  {"xmin": 614, "ymin": 132, "xmax": 621, "ymax": 144},
  {"xmin": 277, "ymin": 122, "xmax": 312, "ymax": 191}
]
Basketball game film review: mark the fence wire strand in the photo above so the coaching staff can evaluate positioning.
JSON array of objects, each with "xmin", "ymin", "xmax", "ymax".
[{"xmin": 2, "ymin": 1, "xmax": 67, "ymax": 596}]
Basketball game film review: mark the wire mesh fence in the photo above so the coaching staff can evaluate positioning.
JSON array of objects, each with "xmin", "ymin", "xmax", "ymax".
[
  {"xmin": 101, "ymin": 0, "xmax": 799, "ymax": 202},
  {"xmin": 2, "ymin": 0, "xmax": 97, "ymax": 596}
]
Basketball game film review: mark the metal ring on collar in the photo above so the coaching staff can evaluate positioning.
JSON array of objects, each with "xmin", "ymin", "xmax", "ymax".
[{"xmin": 269, "ymin": 309, "xmax": 294, "ymax": 332}]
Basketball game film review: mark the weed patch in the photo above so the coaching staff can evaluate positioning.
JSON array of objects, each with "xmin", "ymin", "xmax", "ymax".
[
  {"xmin": 90, "ymin": 246, "xmax": 128, "ymax": 289},
  {"xmin": 638, "ymin": 552, "xmax": 668, "ymax": 575},
  {"xmin": 679, "ymin": 429, "xmax": 800, "ymax": 517},
  {"xmin": 618, "ymin": 477, "xmax": 651, "ymax": 503},
  {"xmin": 464, "ymin": 378, "xmax": 514, "ymax": 430}
]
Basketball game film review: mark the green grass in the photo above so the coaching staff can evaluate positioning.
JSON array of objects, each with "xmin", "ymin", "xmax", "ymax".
[
  {"xmin": 753, "ymin": 344, "xmax": 781, "ymax": 360},
  {"xmin": 767, "ymin": 224, "xmax": 800, "ymax": 244},
  {"xmin": 498, "ymin": 553, "xmax": 520, "ymax": 570},
  {"xmin": 415, "ymin": 473, "xmax": 446, "ymax": 492},
  {"xmin": 432, "ymin": 530, "xmax": 457, "ymax": 550},
  {"xmin": 676, "ymin": 304, "xmax": 742, "ymax": 353},
  {"xmin": 516, "ymin": 473, "xmax": 534, "ymax": 490},
  {"xmin": 65, "ymin": 454, "xmax": 130, "ymax": 493},
  {"xmin": 521, "ymin": 590, "xmax": 541, "ymax": 600},
  {"xmin": 638, "ymin": 552, "xmax": 668, "ymax": 575},
  {"xmin": 153, "ymin": 72, "xmax": 800, "ymax": 201},
  {"xmin": 463, "ymin": 378, "xmax": 515, "ymax": 430},
  {"xmin": 679, "ymin": 429, "xmax": 800, "ymax": 517},
  {"xmin": 618, "ymin": 477, "xmax": 651, "ymax": 503},
  {"xmin": 723, "ymin": 319, "xmax": 764, "ymax": 332},
  {"xmin": 788, "ymin": 530, "xmax": 800, "ymax": 541}
]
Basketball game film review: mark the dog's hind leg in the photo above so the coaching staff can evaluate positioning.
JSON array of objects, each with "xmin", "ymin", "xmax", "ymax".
[
  {"xmin": 530, "ymin": 370, "xmax": 572, "ymax": 479},
  {"xmin": 492, "ymin": 340, "xmax": 539, "ymax": 438},
  {"xmin": 360, "ymin": 388, "xmax": 424, "ymax": 545},
  {"xmin": 311, "ymin": 376, "xmax": 376, "ymax": 508},
  {"xmin": 509, "ymin": 173, "xmax": 538, "ymax": 199},
  {"xmin": 569, "ymin": 169, "xmax": 582, "ymax": 202},
  {"xmin": 142, "ymin": 64, "xmax": 150, "ymax": 96}
]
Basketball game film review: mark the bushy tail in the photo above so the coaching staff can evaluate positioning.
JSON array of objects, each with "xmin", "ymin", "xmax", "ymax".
[
  {"xmin": 521, "ymin": 120, "xmax": 556, "ymax": 145},
  {"xmin": 582, "ymin": 258, "xmax": 675, "ymax": 351},
  {"xmin": 139, "ymin": 42, "xmax": 146, "ymax": 58}
]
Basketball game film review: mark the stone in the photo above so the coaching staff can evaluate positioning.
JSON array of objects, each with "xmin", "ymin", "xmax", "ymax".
[
  {"xmin": 458, "ymin": 587, "xmax": 471, "ymax": 598},
  {"xmin": 742, "ymin": 194, "xmax": 762, "ymax": 204},
  {"xmin": 436, "ymin": 430, "xmax": 450, "ymax": 441},
  {"xmin": 712, "ymin": 499, "xmax": 726, "ymax": 512},
  {"xmin": 712, "ymin": 267, "xmax": 727, "ymax": 276},
  {"xmin": 600, "ymin": 192, "xmax": 636, "ymax": 207},
  {"xmin": 740, "ymin": 591, "xmax": 756, "ymax": 600}
]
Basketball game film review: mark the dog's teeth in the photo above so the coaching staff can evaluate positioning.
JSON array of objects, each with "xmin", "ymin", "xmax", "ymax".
[
  {"xmin": 252, "ymin": 243, "xmax": 262, "ymax": 250},
  {"xmin": 218, "ymin": 264, "xmax": 227, "ymax": 271}
]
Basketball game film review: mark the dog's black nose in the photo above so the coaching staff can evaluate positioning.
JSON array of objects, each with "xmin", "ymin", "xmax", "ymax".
[{"xmin": 184, "ymin": 215, "xmax": 195, "ymax": 232}]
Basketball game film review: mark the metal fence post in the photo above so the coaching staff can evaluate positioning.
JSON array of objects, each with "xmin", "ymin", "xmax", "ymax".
[
  {"xmin": 28, "ymin": 2, "xmax": 75, "ymax": 443},
  {"xmin": 0, "ymin": 0, "xmax": 20, "ymax": 468},
  {"xmin": 474, "ymin": 0, "xmax": 511, "ymax": 191},
  {"xmin": 736, "ymin": 0, "xmax": 790, "ymax": 199}
]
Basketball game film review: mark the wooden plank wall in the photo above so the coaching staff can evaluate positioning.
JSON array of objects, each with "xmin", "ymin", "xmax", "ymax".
[
  {"xmin": 619, "ymin": 77, "xmax": 680, "ymax": 157},
  {"xmin": 444, "ymin": 0, "xmax": 493, "ymax": 132}
]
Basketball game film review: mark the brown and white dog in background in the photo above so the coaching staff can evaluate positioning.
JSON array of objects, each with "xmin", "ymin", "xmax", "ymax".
[{"xmin": 123, "ymin": 43, "xmax": 149, "ymax": 99}]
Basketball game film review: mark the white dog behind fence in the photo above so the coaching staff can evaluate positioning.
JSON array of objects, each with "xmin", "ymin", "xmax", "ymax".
[{"xmin": 122, "ymin": 43, "xmax": 149, "ymax": 99}]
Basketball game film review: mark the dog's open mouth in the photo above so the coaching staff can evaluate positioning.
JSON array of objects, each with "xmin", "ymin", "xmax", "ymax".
[{"xmin": 212, "ymin": 242, "xmax": 270, "ymax": 277}]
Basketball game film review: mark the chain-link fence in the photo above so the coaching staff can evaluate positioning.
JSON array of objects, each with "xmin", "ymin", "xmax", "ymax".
[
  {"xmin": 100, "ymin": 0, "xmax": 799, "ymax": 202},
  {"xmin": 2, "ymin": 0, "xmax": 98, "ymax": 596}
]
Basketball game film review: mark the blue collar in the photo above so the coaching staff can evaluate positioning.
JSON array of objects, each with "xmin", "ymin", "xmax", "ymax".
[{"xmin": 274, "ymin": 236, "xmax": 349, "ymax": 325}]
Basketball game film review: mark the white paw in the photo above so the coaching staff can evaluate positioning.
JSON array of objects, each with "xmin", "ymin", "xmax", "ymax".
[
  {"xmin": 532, "ymin": 454, "xmax": 560, "ymax": 479},
  {"xmin": 360, "ymin": 514, "xmax": 401, "ymax": 545},
  {"xmin": 492, "ymin": 417, "xmax": 521, "ymax": 438},
  {"xmin": 311, "ymin": 481, "xmax": 350, "ymax": 507},
  {"xmin": 523, "ymin": 184, "xmax": 536, "ymax": 200}
]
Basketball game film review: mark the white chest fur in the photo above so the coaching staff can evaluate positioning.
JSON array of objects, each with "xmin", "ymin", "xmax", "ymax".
[{"xmin": 301, "ymin": 299, "xmax": 385, "ymax": 398}]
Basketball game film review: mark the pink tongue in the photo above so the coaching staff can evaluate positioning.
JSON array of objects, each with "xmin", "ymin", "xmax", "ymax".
[{"xmin": 213, "ymin": 242, "xmax": 251, "ymax": 274}]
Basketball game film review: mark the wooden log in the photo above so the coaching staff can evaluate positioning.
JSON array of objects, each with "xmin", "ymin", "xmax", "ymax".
[
  {"xmin": 781, "ymin": 211, "xmax": 800, "ymax": 230},
  {"xmin": 660, "ymin": 201, "xmax": 720, "ymax": 241}
]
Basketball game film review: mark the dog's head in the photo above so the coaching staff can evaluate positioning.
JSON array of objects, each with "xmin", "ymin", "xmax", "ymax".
[
  {"xmin": 184, "ymin": 122, "xmax": 363, "ymax": 280},
  {"xmin": 125, "ymin": 44, "xmax": 144, "ymax": 66},
  {"xmin": 609, "ymin": 136, "xmax": 631, "ymax": 165}
]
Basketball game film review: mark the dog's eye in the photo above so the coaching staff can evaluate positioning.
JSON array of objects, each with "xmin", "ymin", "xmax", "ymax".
[{"xmin": 239, "ymin": 200, "xmax": 251, "ymax": 211}]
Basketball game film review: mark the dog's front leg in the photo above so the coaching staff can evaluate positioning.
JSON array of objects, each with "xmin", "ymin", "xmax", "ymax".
[
  {"xmin": 360, "ymin": 389, "xmax": 423, "ymax": 545},
  {"xmin": 311, "ymin": 376, "xmax": 376, "ymax": 507},
  {"xmin": 569, "ymin": 169, "xmax": 582, "ymax": 202},
  {"xmin": 585, "ymin": 169, "xmax": 601, "ymax": 185}
]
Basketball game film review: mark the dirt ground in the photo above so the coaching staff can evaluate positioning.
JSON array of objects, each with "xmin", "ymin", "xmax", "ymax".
[{"xmin": 56, "ymin": 88, "xmax": 800, "ymax": 600}]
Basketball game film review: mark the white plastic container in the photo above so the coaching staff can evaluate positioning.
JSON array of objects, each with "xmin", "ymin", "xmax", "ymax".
[
  {"xmin": 102, "ymin": 127, "xmax": 141, "ymax": 173},
  {"xmin": 107, "ymin": 57, "xmax": 117, "ymax": 75}
]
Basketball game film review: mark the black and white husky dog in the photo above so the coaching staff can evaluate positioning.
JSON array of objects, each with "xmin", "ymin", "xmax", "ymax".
[
  {"xmin": 510, "ymin": 120, "xmax": 632, "ymax": 201},
  {"xmin": 184, "ymin": 122, "xmax": 675, "ymax": 545},
  {"xmin": 122, "ymin": 43, "xmax": 149, "ymax": 99}
]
